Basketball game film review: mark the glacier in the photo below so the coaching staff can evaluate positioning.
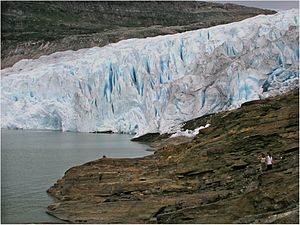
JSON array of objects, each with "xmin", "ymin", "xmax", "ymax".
[{"xmin": 1, "ymin": 9, "xmax": 299, "ymax": 137}]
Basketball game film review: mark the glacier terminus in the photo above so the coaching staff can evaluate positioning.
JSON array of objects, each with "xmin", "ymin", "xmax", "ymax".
[{"xmin": 1, "ymin": 10, "xmax": 299, "ymax": 137}]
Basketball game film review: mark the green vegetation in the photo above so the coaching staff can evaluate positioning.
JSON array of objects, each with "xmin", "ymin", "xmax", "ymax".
[{"xmin": 1, "ymin": 1, "xmax": 275, "ymax": 68}]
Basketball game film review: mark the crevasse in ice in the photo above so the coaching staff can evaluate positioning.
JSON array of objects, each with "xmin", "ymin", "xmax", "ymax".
[{"xmin": 1, "ymin": 9, "xmax": 299, "ymax": 136}]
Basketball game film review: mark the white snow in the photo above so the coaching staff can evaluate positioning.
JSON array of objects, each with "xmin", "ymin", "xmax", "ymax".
[
  {"xmin": 169, "ymin": 124, "xmax": 211, "ymax": 138},
  {"xmin": 1, "ymin": 9, "xmax": 299, "ymax": 136}
]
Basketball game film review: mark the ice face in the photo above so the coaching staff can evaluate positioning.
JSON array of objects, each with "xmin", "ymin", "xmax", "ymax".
[{"xmin": 1, "ymin": 10, "xmax": 299, "ymax": 136}]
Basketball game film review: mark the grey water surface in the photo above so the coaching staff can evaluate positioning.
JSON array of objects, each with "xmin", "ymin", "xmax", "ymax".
[{"xmin": 1, "ymin": 129, "xmax": 152, "ymax": 223}]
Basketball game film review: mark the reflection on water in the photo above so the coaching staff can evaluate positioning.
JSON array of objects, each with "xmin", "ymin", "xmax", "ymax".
[{"xmin": 1, "ymin": 129, "xmax": 151, "ymax": 223}]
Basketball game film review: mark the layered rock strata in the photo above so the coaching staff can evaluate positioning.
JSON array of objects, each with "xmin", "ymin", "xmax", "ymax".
[{"xmin": 47, "ymin": 89, "xmax": 299, "ymax": 224}]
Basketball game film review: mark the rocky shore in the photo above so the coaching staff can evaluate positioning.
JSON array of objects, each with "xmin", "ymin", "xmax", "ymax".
[{"xmin": 47, "ymin": 90, "xmax": 299, "ymax": 223}]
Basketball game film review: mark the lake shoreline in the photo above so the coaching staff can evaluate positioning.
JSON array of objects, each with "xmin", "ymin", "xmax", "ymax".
[
  {"xmin": 46, "ymin": 90, "xmax": 299, "ymax": 223},
  {"xmin": 1, "ymin": 130, "xmax": 151, "ymax": 224}
]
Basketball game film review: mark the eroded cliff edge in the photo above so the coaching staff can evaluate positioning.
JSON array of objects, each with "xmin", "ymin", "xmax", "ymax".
[{"xmin": 47, "ymin": 89, "xmax": 299, "ymax": 223}]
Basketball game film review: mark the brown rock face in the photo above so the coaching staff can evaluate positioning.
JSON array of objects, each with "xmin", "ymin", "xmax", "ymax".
[{"xmin": 47, "ymin": 90, "xmax": 299, "ymax": 223}]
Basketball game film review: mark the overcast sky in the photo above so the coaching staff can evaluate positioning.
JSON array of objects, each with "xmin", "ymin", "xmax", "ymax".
[{"xmin": 212, "ymin": 1, "xmax": 299, "ymax": 11}]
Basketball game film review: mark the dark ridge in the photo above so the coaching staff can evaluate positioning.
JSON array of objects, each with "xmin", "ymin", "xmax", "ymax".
[
  {"xmin": 90, "ymin": 130, "xmax": 113, "ymax": 134},
  {"xmin": 1, "ymin": 1, "xmax": 276, "ymax": 68},
  {"xmin": 131, "ymin": 132, "xmax": 160, "ymax": 142}
]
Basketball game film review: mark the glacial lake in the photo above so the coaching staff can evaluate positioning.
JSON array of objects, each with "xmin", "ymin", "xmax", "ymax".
[{"xmin": 1, "ymin": 129, "xmax": 152, "ymax": 223}]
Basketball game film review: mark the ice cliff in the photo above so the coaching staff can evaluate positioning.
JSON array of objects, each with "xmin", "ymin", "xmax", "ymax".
[{"xmin": 1, "ymin": 10, "xmax": 299, "ymax": 136}]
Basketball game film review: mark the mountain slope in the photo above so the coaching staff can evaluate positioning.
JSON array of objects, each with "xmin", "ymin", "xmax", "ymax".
[{"xmin": 1, "ymin": 1, "xmax": 276, "ymax": 68}]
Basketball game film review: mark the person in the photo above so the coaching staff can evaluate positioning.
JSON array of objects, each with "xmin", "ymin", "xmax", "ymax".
[
  {"xmin": 257, "ymin": 153, "xmax": 266, "ymax": 173},
  {"xmin": 265, "ymin": 152, "xmax": 273, "ymax": 170}
]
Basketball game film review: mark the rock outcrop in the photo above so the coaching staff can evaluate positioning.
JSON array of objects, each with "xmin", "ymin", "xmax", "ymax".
[
  {"xmin": 47, "ymin": 89, "xmax": 299, "ymax": 223},
  {"xmin": 1, "ymin": 1, "xmax": 275, "ymax": 69}
]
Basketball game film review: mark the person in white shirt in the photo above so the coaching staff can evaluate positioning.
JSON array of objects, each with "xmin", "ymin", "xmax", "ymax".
[{"xmin": 266, "ymin": 152, "xmax": 273, "ymax": 170}]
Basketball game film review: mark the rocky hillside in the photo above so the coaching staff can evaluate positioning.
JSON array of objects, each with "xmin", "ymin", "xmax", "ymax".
[
  {"xmin": 1, "ymin": 1, "xmax": 275, "ymax": 68},
  {"xmin": 47, "ymin": 89, "xmax": 299, "ymax": 223}
]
